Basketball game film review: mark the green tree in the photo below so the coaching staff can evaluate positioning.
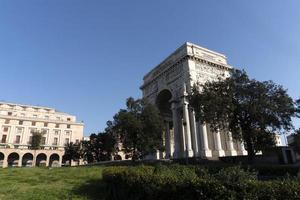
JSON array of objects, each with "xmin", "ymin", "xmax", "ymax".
[
  {"xmin": 64, "ymin": 142, "xmax": 81, "ymax": 165},
  {"xmin": 189, "ymin": 70, "xmax": 299, "ymax": 162},
  {"xmin": 30, "ymin": 130, "xmax": 45, "ymax": 150},
  {"xmin": 113, "ymin": 97, "xmax": 164, "ymax": 160},
  {"xmin": 81, "ymin": 129, "xmax": 117, "ymax": 163}
]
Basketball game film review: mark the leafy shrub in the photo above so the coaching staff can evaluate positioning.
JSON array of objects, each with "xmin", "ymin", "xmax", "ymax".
[{"xmin": 103, "ymin": 165, "xmax": 300, "ymax": 200}]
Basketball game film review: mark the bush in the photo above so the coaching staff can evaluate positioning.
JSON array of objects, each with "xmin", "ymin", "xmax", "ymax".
[{"xmin": 103, "ymin": 165, "xmax": 300, "ymax": 200}]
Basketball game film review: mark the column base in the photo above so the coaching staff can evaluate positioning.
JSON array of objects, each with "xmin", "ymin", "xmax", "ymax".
[
  {"xmin": 217, "ymin": 150, "xmax": 225, "ymax": 157},
  {"xmin": 228, "ymin": 150, "xmax": 237, "ymax": 156},
  {"xmin": 201, "ymin": 149, "xmax": 212, "ymax": 158},
  {"xmin": 242, "ymin": 150, "xmax": 248, "ymax": 155},
  {"xmin": 185, "ymin": 149, "xmax": 194, "ymax": 158}
]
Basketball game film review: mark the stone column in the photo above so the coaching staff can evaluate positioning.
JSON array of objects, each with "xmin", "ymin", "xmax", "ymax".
[
  {"xmin": 2, "ymin": 155, "xmax": 8, "ymax": 168},
  {"xmin": 215, "ymin": 129, "xmax": 225, "ymax": 157},
  {"xmin": 189, "ymin": 108, "xmax": 198, "ymax": 157},
  {"xmin": 228, "ymin": 132, "xmax": 237, "ymax": 156},
  {"xmin": 200, "ymin": 123, "xmax": 212, "ymax": 157},
  {"xmin": 171, "ymin": 102, "xmax": 180, "ymax": 158},
  {"xmin": 58, "ymin": 154, "xmax": 63, "ymax": 167},
  {"xmin": 165, "ymin": 122, "xmax": 171, "ymax": 159},
  {"xmin": 183, "ymin": 100, "xmax": 193, "ymax": 157},
  {"xmin": 18, "ymin": 154, "xmax": 22, "ymax": 167},
  {"xmin": 46, "ymin": 155, "xmax": 50, "ymax": 167},
  {"xmin": 240, "ymin": 142, "xmax": 248, "ymax": 155}
]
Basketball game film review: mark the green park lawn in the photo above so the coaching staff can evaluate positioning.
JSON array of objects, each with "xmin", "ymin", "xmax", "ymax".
[{"xmin": 0, "ymin": 166, "xmax": 105, "ymax": 200}]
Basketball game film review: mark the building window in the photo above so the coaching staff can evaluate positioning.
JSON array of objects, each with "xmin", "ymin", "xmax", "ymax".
[
  {"xmin": 15, "ymin": 135, "xmax": 21, "ymax": 144},
  {"xmin": 45, "ymin": 115, "xmax": 49, "ymax": 119},
  {"xmin": 67, "ymin": 124, "xmax": 71, "ymax": 129},
  {"xmin": 3, "ymin": 127, "xmax": 9, "ymax": 132},
  {"xmin": 56, "ymin": 117, "xmax": 60, "ymax": 121},
  {"xmin": 30, "ymin": 128, "xmax": 37, "ymax": 134},
  {"xmin": 65, "ymin": 131, "xmax": 71, "ymax": 136},
  {"xmin": 67, "ymin": 118, "xmax": 71, "ymax": 121},
  {"xmin": 53, "ymin": 137, "xmax": 58, "ymax": 145},
  {"xmin": 1, "ymin": 135, "xmax": 7, "ymax": 143},
  {"xmin": 28, "ymin": 136, "xmax": 32, "ymax": 144},
  {"xmin": 16, "ymin": 127, "xmax": 23, "ymax": 134},
  {"xmin": 55, "ymin": 124, "xmax": 59, "ymax": 128},
  {"xmin": 19, "ymin": 120, "xmax": 23, "ymax": 125},
  {"xmin": 4, "ymin": 119, "xmax": 10, "ymax": 124},
  {"xmin": 33, "ymin": 114, "xmax": 37, "ymax": 118},
  {"xmin": 41, "ymin": 137, "xmax": 46, "ymax": 145},
  {"xmin": 32, "ymin": 121, "xmax": 36, "ymax": 126},
  {"xmin": 54, "ymin": 130, "xmax": 60, "ymax": 135},
  {"xmin": 64, "ymin": 138, "xmax": 69, "ymax": 145},
  {"xmin": 7, "ymin": 112, "xmax": 12, "ymax": 116},
  {"xmin": 44, "ymin": 122, "xmax": 48, "ymax": 127}
]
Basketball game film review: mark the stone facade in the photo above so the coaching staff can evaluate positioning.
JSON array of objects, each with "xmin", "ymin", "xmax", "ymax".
[
  {"xmin": 0, "ymin": 102, "xmax": 84, "ymax": 167},
  {"xmin": 141, "ymin": 42, "xmax": 247, "ymax": 159}
]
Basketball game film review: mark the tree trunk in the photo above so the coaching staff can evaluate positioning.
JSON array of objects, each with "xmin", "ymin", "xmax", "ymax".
[{"xmin": 244, "ymin": 135, "xmax": 255, "ymax": 164}]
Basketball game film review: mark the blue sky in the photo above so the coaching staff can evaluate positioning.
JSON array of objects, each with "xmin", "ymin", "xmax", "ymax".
[{"xmin": 0, "ymin": 0, "xmax": 299, "ymax": 136}]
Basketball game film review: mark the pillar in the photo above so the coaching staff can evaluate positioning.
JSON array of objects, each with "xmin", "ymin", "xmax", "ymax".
[
  {"xmin": 165, "ymin": 122, "xmax": 171, "ymax": 159},
  {"xmin": 58, "ymin": 155, "xmax": 62, "ymax": 167},
  {"xmin": 189, "ymin": 108, "xmax": 199, "ymax": 157},
  {"xmin": 240, "ymin": 142, "xmax": 248, "ymax": 155},
  {"xmin": 171, "ymin": 102, "xmax": 180, "ymax": 158},
  {"xmin": 200, "ymin": 123, "xmax": 212, "ymax": 157},
  {"xmin": 183, "ymin": 100, "xmax": 193, "ymax": 157},
  {"xmin": 215, "ymin": 129, "xmax": 225, "ymax": 157},
  {"xmin": 18, "ymin": 154, "xmax": 22, "ymax": 167},
  {"xmin": 46, "ymin": 154, "xmax": 50, "ymax": 167},
  {"xmin": 2, "ymin": 155, "xmax": 7, "ymax": 168},
  {"xmin": 228, "ymin": 132, "xmax": 237, "ymax": 156}
]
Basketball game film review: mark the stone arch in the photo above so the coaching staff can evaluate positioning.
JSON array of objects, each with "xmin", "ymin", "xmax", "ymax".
[
  {"xmin": 156, "ymin": 89, "xmax": 173, "ymax": 118},
  {"xmin": 49, "ymin": 153, "xmax": 60, "ymax": 167},
  {"xmin": 36, "ymin": 153, "xmax": 47, "ymax": 167},
  {"xmin": 0, "ymin": 152, "xmax": 4, "ymax": 167},
  {"xmin": 22, "ymin": 153, "xmax": 33, "ymax": 167},
  {"xmin": 7, "ymin": 152, "xmax": 19, "ymax": 167}
]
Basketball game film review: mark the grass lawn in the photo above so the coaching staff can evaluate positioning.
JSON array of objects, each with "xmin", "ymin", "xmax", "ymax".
[{"xmin": 0, "ymin": 166, "xmax": 105, "ymax": 200}]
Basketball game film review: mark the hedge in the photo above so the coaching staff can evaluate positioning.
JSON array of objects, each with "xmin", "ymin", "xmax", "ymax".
[{"xmin": 102, "ymin": 165, "xmax": 300, "ymax": 200}]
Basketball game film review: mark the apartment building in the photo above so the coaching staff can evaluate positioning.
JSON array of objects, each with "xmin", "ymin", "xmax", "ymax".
[{"xmin": 0, "ymin": 101, "xmax": 84, "ymax": 167}]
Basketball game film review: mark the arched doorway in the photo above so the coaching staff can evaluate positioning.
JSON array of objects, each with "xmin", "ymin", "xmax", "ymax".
[
  {"xmin": 36, "ymin": 153, "xmax": 47, "ymax": 167},
  {"xmin": 156, "ymin": 89, "xmax": 174, "ymax": 159},
  {"xmin": 7, "ymin": 152, "xmax": 19, "ymax": 167},
  {"xmin": 156, "ymin": 89, "xmax": 172, "ymax": 118},
  {"xmin": 0, "ymin": 152, "xmax": 4, "ymax": 167},
  {"xmin": 22, "ymin": 153, "xmax": 33, "ymax": 167},
  {"xmin": 49, "ymin": 154, "xmax": 60, "ymax": 167}
]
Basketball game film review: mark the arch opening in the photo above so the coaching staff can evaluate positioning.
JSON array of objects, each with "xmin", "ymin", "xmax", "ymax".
[
  {"xmin": 36, "ymin": 153, "xmax": 47, "ymax": 167},
  {"xmin": 49, "ymin": 154, "xmax": 60, "ymax": 167},
  {"xmin": 0, "ymin": 152, "xmax": 4, "ymax": 167},
  {"xmin": 7, "ymin": 152, "xmax": 19, "ymax": 167},
  {"xmin": 156, "ymin": 89, "xmax": 172, "ymax": 118},
  {"xmin": 22, "ymin": 153, "xmax": 33, "ymax": 167}
]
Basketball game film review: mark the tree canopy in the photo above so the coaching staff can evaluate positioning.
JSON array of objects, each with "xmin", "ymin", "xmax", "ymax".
[
  {"xmin": 112, "ymin": 97, "xmax": 164, "ymax": 160},
  {"xmin": 81, "ymin": 130, "xmax": 117, "ymax": 163},
  {"xmin": 189, "ymin": 70, "xmax": 299, "ymax": 161},
  {"xmin": 30, "ymin": 130, "xmax": 45, "ymax": 150},
  {"xmin": 64, "ymin": 142, "xmax": 81, "ymax": 165}
]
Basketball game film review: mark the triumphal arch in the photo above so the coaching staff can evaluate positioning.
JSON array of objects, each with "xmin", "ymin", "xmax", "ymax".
[{"xmin": 141, "ymin": 42, "xmax": 247, "ymax": 159}]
